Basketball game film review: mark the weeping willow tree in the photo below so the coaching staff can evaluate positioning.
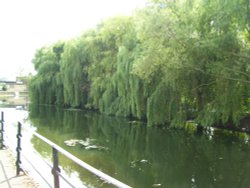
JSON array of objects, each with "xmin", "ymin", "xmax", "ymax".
[
  {"xmin": 133, "ymin": 1, "xmax": 193, "ymax": 126},
  {"xmin": 29, "ymin": 0, "xmax": 249, "ymax": 128},
  {"xmin": 61, "ymin": 37, "xmax": 90, "ymax": 108},
  {"xmin": 133, "ymin": 0, "xmax": 250, "ymax": 126},
  {"xmin": 192, "ymin": 0, "xmax": 250, "ymax": 126},
  {"xmin": 86, "ymin": 16, "xmax": 148, "ymax": 119},
  {"xmin": 29, "ymin": 42, "xmax": 63, "ymax": 105}
]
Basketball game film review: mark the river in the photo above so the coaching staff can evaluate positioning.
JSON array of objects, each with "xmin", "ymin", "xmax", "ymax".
[{"xmin": 1, "ymin": 104, "xmax": 250, "ymax": 188}]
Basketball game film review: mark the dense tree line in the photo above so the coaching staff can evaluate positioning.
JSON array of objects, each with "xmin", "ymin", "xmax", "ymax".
[{"xmin": 29, "ymin": 0, "xmax": 250, "ymax": 128}]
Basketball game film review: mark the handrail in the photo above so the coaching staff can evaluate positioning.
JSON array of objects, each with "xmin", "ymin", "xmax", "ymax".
[
  {"xmin": 0, "ymin": 111, "xmax": 5, "ymax": 149},
  {"xmin": 33, "ymin": 132, "xmax": 132, "ymax": 188},
  {"xmin": 16, "ymin": 122, "xmax": 23, "ymax": 175},
  {"xmin": 1, "ymin": 110, "xmax": 132, "ymax": 188}
]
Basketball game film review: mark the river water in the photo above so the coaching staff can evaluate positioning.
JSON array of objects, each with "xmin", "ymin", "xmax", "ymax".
[{"xmin": 1, "ymin": 105, "xmax": 250, "ymax": 188}]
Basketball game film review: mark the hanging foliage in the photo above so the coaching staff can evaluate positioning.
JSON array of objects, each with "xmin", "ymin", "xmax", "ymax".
[{"xmin": 29, "ymin": 0, "xmax": 250, "ymax": 128}]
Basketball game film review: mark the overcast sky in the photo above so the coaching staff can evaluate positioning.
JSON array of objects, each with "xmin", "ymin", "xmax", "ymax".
[{"xmin": 0, "ymin": 0, "xmax": 146, "ymax": 80}]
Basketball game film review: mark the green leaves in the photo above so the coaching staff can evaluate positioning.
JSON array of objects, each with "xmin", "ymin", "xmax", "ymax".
[{"xmin": 29, "ymin": 0, "xmax": 250, "ymax": 128}]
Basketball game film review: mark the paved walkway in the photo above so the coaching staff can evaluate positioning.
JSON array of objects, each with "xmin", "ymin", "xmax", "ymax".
[{"xmin": 0, "ymin": 147, "xmax": 39, "ymax": 188}]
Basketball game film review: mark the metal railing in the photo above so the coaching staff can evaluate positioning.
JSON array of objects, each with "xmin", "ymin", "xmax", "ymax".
[
  {"xmin": 0, "ymin": 111, "xmax": 5, "ymax": 149},
  {"xmin": 0, "ymin": 111, "xmax": 132, "ymax": 188},
  {"xmin": 16, "ymin": 122, "xmax": 23, "ymax": 175}
]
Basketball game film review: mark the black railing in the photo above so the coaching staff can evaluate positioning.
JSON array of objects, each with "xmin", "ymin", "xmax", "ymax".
[
  {"xmin": 16, "ymin": 122, "xmax": 23, "ymax": 175},
  {"xmin": 0, "ymin": 111, "xmax": 5, "ymax": 149},
  {"xmin": 1, "ymin": 111, "xmax": 132, "ymax": 188},
  {"xmin": 52, "ymin": 147, "xmax": 60, "ymax": 188}
]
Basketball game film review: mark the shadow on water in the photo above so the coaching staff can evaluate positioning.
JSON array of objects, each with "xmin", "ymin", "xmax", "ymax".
[{"xmin": 28, "ymin": 104, "xmax": 250, "ymax": 188}]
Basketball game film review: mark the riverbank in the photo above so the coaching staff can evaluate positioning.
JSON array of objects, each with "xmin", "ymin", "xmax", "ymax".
[
  {"xmin": 207, "ymin": 115, "xmax": 250, "ymax": 135},
  {"xmin": 0, "ymin": 148, "xmax": 39, "ymax": 188}
]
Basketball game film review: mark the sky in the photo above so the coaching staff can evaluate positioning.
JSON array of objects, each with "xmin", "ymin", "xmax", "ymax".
[{"xmin": 0, "ymin": 0, "xmax": 146, "ymax": 80}]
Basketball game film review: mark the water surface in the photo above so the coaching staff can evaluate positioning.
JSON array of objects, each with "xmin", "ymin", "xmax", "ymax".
[{"xmin": 2, "ymin": 105, "xmax": 250, "ymax": 188}]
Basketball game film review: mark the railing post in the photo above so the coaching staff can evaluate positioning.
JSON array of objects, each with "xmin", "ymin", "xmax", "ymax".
[
  {"xmin": 0, "ymin": 111, "xmax": 5, "ymax": 149},
  {"xmin": 16, "ymin": 122, "xmax": 23, "ymax": 175},
  {"xmin": 52, "ymin": 147, "xmax": 60, "ymax": 188}
]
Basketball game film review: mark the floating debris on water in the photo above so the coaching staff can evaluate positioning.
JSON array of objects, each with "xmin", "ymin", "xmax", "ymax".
[
  {"xmin": 64, "ymin": 138, "xmax": 109, "ymax": 151},
  {"xmin": 140, "ymin": 159, "xmax": 149, "ymax": 163},
  {"xmin": 130, "ymin": 159, "xmax": 151, "ymax": 168},
  {"xmin": 64, "ymin": 138, "xmax": 95, "ymax": 147},
  {"xmin": 85, "ymin": 145, "xmax": 109, "ymax": 151},
  {"xmin": 85, "ymin": 145, "xmax": 99, "ymax": 150},
  {"xmin": 152, "ymin": 183, "xmax": 162, "ymax": 187},
  {"xmin": 64, "ymin": 139, "xmax": 81, "ymax": 147}
]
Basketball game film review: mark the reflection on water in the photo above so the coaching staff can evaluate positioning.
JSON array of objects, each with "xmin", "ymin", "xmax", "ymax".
[
  {"xmin": 2, "ymin": 104, "xmax": 250, "ymax": 188},
  {"xmin": 27, "ymin": 105, "xmax": 250, "ymax": 188}
]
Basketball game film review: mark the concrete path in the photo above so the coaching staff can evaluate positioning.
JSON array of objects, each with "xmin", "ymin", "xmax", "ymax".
[{"xmin": 0, "ymin": 147, "xmax": 39, "ymax": 188}]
